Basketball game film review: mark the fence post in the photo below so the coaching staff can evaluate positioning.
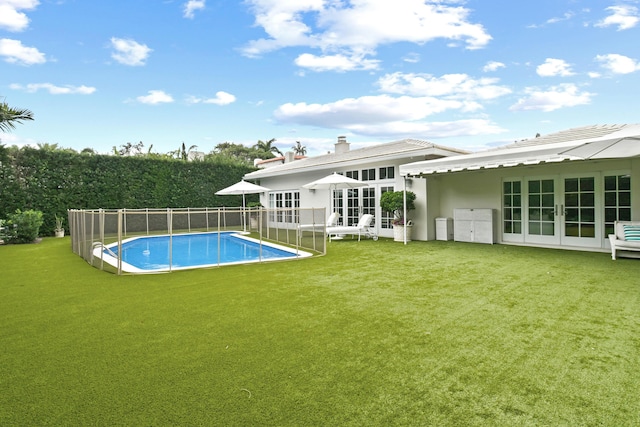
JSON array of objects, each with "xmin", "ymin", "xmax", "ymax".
[
  {"xmin": 168, "ymin": 208, "xmax": 173, "ymax": 272},
  {"xmin": 117, "ymin": 209, "xmax": 123, "ymax": 275}
]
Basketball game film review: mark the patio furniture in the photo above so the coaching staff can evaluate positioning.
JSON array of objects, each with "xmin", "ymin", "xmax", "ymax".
[
  {"xmin": 298, "ymin": 212, "xmax": 341, "ymax": 233},
  {"xmin": 609, "ymin": 221, "xmax": 640, "ymax": 260},
  {"xmin": 326, "ymin": 214, "xmax": 378, "ymax": 241}
]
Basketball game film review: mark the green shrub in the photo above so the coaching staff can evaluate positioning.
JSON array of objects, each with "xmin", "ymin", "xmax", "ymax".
[
  {"xmin": 379, "ymin": 190, "xmax": 416, "ymax": 225},
  {"xmin": 6, "ymin": 209, "xmax": 44, "ymax": 243}
]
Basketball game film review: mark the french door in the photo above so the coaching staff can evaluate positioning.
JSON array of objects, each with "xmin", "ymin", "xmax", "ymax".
[{"xmin": 506, "ymin": 174, "xmax": 602, "ymax": 247}]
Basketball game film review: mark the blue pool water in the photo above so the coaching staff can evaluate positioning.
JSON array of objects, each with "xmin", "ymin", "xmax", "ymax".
[{"xmin": 103, "ymin": 232, "xmax": 309, "ymax": 272}]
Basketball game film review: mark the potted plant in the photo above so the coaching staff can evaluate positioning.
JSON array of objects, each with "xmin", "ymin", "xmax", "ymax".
[
  {"xmin": 247, "ymin": 202, "xmax": 263, "ymax": 230},
  {"xmin": 380, "ymin": 190, "xmax": 416, "ymax": 241},
  {"xmin": 54, "ymin": 214, "xmax": 65, "ymax": 238}
]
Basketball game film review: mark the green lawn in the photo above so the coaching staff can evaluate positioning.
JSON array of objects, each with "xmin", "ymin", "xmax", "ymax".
[{"xmin": 1, "ymin": 237, "xmax": 639, "ymax": 426}]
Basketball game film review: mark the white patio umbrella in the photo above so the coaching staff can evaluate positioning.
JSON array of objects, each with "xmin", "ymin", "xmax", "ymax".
[
  {"xmin": 559, "ymin": 136, "xmax": 640, "ymax": 159},
  {"xmin": 215, "ymin": 180, "xmax": 270, "ymax": 231},
  {"xmin": 302, "ymin": 172, "xmax": 368, "ymax": 216}
]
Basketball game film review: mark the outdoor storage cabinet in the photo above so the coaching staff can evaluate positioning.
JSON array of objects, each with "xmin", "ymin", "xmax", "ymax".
[
  {"xmin": 453, "ymin": 208, "xmax": 494, "ymax": 244},
  {"xmin": 436, "ymin": 217, "xmax": 454, "ymax": 241}
]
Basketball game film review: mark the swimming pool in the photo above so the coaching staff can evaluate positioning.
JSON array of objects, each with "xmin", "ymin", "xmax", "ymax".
[{"xmin": 95, "ymin": 232, "xmax": 312, "ymax": 273}]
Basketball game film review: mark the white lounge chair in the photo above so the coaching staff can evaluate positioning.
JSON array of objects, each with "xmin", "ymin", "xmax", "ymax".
[
  {"xmin": 326, "ymin": 214, "xmax": 378, "ymax": 241},
  {"xmin": 298, "ymin": 212, "xmax": 341, "ymax": 243},
  {"xmin": 298, "ymin": 211, "xmax": 340, "ymax": 233}
]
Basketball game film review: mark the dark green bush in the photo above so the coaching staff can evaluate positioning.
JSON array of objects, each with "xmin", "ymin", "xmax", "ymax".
[
  {"xmin": 0, "ymin": 147, "xmax": 255, "ymax": 235},
  {"xmin": 6, "ymin": 209, "xmax": 43, "ymax": 243}
]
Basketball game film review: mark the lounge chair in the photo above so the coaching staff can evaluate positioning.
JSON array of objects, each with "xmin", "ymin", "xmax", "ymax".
[
  {"xmin": 298, "ymin": 211, "xmax": 341, "ymax": 232},
  {"xmin": 326, "ymin": 214, "xmax": 378, "ymax": 241},
  {"xmin": 298, "ymin": 212, "xmax": 341, "ymax": 243}
]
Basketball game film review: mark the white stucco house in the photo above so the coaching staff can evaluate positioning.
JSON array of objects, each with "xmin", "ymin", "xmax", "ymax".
[
  {"xmin": 243, "ymin": 136, "xmax": 468, "ymax": 240},
  {"xmin": 400, "ymin": 123, "xmax": 640, "ymax": 252},
  {"xmin": 245, "ymin": 124, "xmax": 640, "ymax": 252}
]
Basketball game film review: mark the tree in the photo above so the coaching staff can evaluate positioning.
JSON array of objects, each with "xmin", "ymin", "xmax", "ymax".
[
  {"xmin": 0, "ymin": 99, "xmax": 34, "ymax": 132},
  {"xmin": 292, "ymin": 141, "xmax": 307, "ymax": 156},
  {"xmin": 254, "ymin": 138, "xmax": 282, "ymax": 158},
  {"xmin": 114, "ymin": 141, "xmax": 144, "ymax": 156},
  {"xmin": 211, "ymin": 142, "xmax": 256, "ymax": 165},
  {"xmin": 178, "ymin": 142, "xmax": 198, "ymax": 161}
]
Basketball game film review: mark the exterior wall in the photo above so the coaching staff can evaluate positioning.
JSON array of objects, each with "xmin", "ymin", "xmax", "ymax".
[{"xmin": 255, "ymin": 159, "xmax": 413, "ymax": 239}]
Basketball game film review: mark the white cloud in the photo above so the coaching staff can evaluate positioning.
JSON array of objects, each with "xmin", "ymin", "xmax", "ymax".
[
  {"xmin": 483, "ymin": 61, "xmax": 505, "ymax": 72},
  {"xmin": 595, "ymin": 53, "xmax": 640, "ymax": 74},
  {"xmin": 187, "ymin": 91, "xmax": 236, "ymax": 105},
  {"xmin": 183, "ymin": 0, "xmax": 205, "ymax": 19},
  {"xmin": 0, "ymin": 0, "xmax": 39, "ymax": 32},
  {"xmin": 509, "ymin": 83, "xmax": 593, "ymax": 112},
  {"xmin": 403, "ymin": 53, "xmax": 421, "ymax": 64},
  {"xmin": 546, "ymin": 12, "xmax": 575, "ymax": 25},
  {"xmin": 242, "ymin": 0, "xmax": 491, "ymax": 71},
  {"xmin": 377, "ymin": 72, "xmax": 511, "ymax": 101},
  {"xmin": 110, "ymin": 37, "xmax": 152, "ymax": 66},
  {"xmin": 273, "ymin": 94, "xmax": 504, "ymax": 138},
  {"xmin": 0, "ymin": 38, "xmax": 45, "ymax": 65},
  {"xmin": 0, "ymin": 132, "xmax": 39, "ymax": 148},
  {"xmin": 136, "ymin": 90, "xmax": 174, "ymax": 104},
  {"xmin": 294, "ymin": 52, "xmax": 380, "ymax": 72},
  {"xmin": 346, "ymin": 119, "xmax": 504, "ymax": 138},
  {"xmin": 536, "ymin": 58, "xmax": 574, "ymax": 77},
  {"xmin": 595, "ymin": 5, "xmax": 639, "ymax": 30},
  {"xmin": 9, "ymin": 82, "xmax": 96, "ymax": 94}
]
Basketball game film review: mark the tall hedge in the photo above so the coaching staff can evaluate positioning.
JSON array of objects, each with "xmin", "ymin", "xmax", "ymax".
[{"xmin": 0, "ymin": 147, "xmax": 256, "ymax": 235}]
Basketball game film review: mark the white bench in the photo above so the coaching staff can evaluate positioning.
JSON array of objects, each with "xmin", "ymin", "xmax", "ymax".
[{"xmin": 608, "ymin": 221, "xmax": 640, "ymax": 260}]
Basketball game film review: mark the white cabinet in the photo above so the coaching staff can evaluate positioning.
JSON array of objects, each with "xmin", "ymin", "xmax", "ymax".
[
  {"xmin": 435, "ymin": 218, "xmax": 454, "ymax": 241},
  {"xmin": 453, "ymin": 209, "xmax": 494, "ymax": 244}
]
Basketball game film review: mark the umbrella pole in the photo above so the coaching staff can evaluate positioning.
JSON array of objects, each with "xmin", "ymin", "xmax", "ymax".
[
  {"xmin": 403, "ymin": 178, "xmax": 407, "ymax": 245},
  {"xmin": 242, "ymin": 193, "xmax": 246, "ymax": 232}
]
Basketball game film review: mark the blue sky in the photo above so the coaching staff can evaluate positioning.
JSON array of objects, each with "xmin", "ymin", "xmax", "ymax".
[{"xmin": 1, "ymin": 0, "xmax": 639, "ymax": 156}]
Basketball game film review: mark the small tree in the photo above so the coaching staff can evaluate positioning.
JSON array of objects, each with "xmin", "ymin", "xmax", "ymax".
[
  {"xmin": 379, "ymin": 191, "xmax": 416, "ymax": 225},
  {"xmin": 6, "ymin": 209, "xmax": 44, "ymax": 243}
]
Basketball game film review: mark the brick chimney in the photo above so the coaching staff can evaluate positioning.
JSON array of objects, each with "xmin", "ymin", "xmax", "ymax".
[{"xmin": 335, "ymin": 136, "xmax": 350, "ymax": 154}]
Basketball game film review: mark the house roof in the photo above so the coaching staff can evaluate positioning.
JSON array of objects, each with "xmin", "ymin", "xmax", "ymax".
[
  {"xmin": 244, "ymin": 139, "xmax": 469, "ymax": 179},
  {"xmin": 255, "ymin": 155, "xmax": 307, "ymax": 166},
  {"xmin": 400, "ymin": 124, "xmax": 640, "ymax": 177}
]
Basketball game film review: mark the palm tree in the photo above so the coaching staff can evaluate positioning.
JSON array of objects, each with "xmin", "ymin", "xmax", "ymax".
[
  {"xmin": 292, "ymin": 140, "xmax": 307, "ymax": 156},
  {"xmin": 179, "ymin": 142, "xmax": 198, "ymax": 161},
  {"xmin": 254, "ymin": 138, "xmax": 282, "ymax": 158},
  {"xmin": 0, "ymin": 100, "xmax": 34, "ymax": 132}
]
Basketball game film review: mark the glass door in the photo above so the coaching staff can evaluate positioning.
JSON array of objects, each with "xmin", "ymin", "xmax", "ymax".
[
  {"xmin": 561, "ymin": 175, "xmax": 600, "ymax": 247},
  {"xmin": 526, "ymin": 178, "xmax": 559, "ymax": 245}
]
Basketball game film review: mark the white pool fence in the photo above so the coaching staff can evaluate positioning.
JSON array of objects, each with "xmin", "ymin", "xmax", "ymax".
[{"xmin": 68, "ymin": 207, "xmax": 328, "ymax": 274}]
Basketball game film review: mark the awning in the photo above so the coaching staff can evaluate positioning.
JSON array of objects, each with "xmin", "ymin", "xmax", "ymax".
[
  {"xmin": 558, "ymin": 136, "xmax": 640, "ymax": 159},
  {"xmin": 400, "ymin": 145, "xmax": 580, "ymax": 177},
  {"xmin": 400, "ymin": 127, "xmax": 640, "ymax": 177}
]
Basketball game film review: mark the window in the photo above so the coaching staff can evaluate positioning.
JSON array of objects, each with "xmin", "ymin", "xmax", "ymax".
[
  {"xmin": 268, "ymin": 190, "xmax": 300, "ymax": 223},
  {"xmin": 345, "ymin": 170, "xmax": 359, "ymax": 180},
  {"xmin": 362, "ymin": 187, "xmax": 376, "ymax": 227},
  {"xmin": 379, "ymin": 166, "xmax": 394, "ymax": 180},
  {"xmin": 604, "ymin": 174, "xmax": 631, "ymax": 236},
  {"xmin": 332, "ymin": 189, "xmax": 344, "ymax": 219},
  {"xmin": 528, "ymin": 179, "xmax": 555, "ymax": 236},
  {"xmin": 380, "ymin": 186, "xmax": 395, "ymax": 229},
  {"xmin": 362, "ymin": 168, "xmax": 376, "ymax": 181},
  {"xmin": 503, "ymin": 180, "xmax": 522, "ymax": 234},
  {"xmin": 346, "ymin": 188, "xmax": 360, "ymax": 226},
  {"xmin": 564, "ymin": 177, "xmax": 595, "ymax": 238}
]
